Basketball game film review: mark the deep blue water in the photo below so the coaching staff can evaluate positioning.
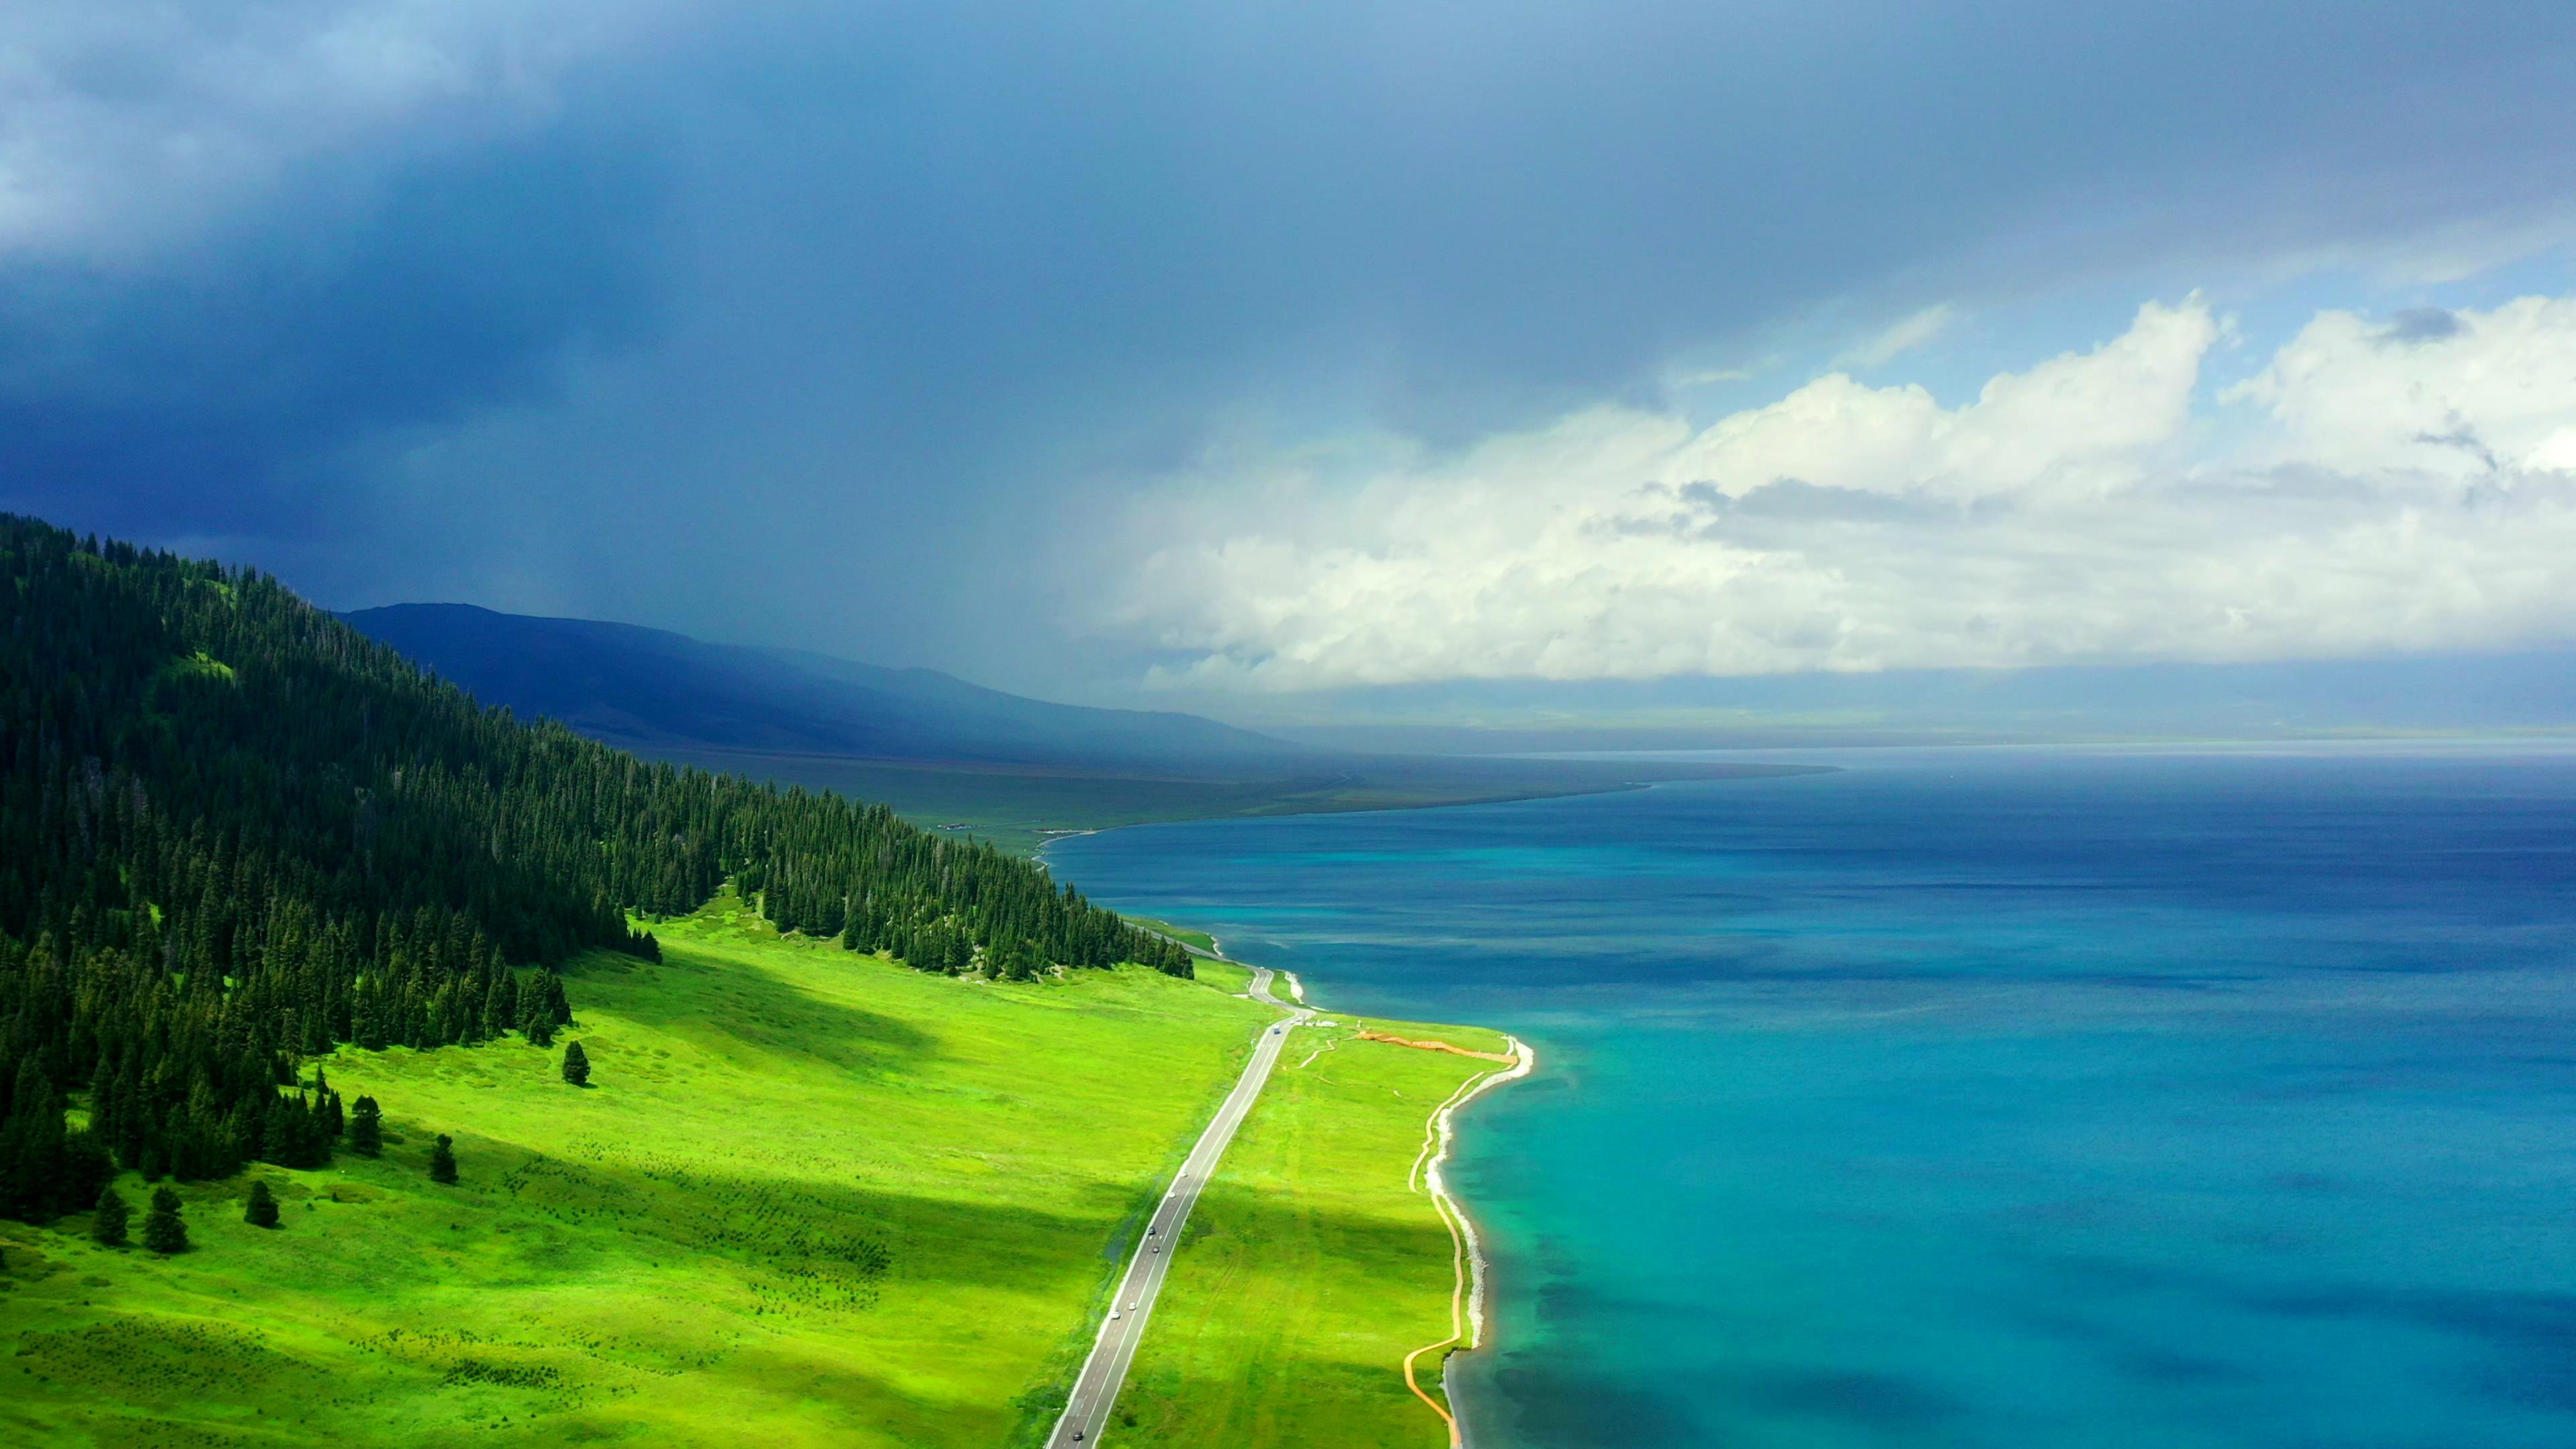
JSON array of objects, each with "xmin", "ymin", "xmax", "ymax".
[{"xmin": 1049, "ymin": 745, "xmax": 2576, "ymax": 1449}]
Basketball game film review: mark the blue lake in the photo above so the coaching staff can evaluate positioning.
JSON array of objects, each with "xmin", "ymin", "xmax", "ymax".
[{"xmin": 1049, "ymin": 744, "xmax": 2576, "ymax": 1448}]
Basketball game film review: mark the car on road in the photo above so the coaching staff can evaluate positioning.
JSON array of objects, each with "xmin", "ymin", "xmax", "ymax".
[{"xmin": 1108, "ymin": 1309, "xmax": 1121, "ymax": 1320}]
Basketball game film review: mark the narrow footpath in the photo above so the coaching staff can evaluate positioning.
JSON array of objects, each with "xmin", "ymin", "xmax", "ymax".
[{"xmin": 1046, "ymin": 966, "xmax": 1309, "ymax": 1447}]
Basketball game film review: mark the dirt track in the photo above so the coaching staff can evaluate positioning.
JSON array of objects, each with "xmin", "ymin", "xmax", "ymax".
[{"xmin": 1357, "ymin": 1030, "xmax": 1514, "ymax": 1063}]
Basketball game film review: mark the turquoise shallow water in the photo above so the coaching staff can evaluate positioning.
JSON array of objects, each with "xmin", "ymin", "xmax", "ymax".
[{"xmin": 1049, "ymin": 745, "xmax": 2576, "ymax": 1448}]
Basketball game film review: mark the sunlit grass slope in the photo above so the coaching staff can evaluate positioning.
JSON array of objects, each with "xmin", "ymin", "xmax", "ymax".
[
  {"xmin": 1187, "ymin": 957, "xmax": 1252, "ymax": 997},
  {"xmin": 1128, "ymin": 917, "xmax": 1220, "ymax": 956},
  {"xmin": 0, "ymin": 890, "xmax": 1268, "ymax": 1448},
  {"xmin": 1114, "ymin": 999, "xmax": 1515, "ymax": 1448}
]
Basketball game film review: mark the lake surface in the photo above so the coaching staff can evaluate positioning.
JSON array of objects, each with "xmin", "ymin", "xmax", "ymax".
[{"xmin": 1048, "ymin": 744, "xmax": 2576, "ymax": 1449}]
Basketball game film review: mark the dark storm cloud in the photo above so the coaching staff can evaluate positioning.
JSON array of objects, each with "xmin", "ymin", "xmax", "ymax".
[
  {"xmin": 0, "ymin": 123, "xmax": 667, "ymax": 541},
  {"xmin": 664, "ymin": 0, "xmax": 2573, "ymax": 440},
  {"xmin": 4, "ymin": 1, "xmax": 2574, "ymax": 688}
]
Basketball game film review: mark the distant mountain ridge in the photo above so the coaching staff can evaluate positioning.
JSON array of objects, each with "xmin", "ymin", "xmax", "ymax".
[{"xmin": 339, "ymin": 604, "xmax": 1309, "ymax": 775}]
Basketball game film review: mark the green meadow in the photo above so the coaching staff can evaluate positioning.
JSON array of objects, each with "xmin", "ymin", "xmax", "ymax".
[
  {"xmin": 0, "ymin": 891, "xmax": 1272, "ymax": 1448},
  {"xmin": 1128, "ymin": 918, "xmax": 1221, "ymax": 957},
  {"xmin": 1189, "ymin": 957, "xmax": 1255, "ymax": 998},
  {"xmin": 1114, "ymin": 997, "xmax": 1517, "ymax": 1448}
]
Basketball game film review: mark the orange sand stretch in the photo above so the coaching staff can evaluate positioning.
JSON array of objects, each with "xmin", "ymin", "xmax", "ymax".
[{"xmin": 1356, "ymin": 1030, "xmax": 1513, "ymax": 1063}]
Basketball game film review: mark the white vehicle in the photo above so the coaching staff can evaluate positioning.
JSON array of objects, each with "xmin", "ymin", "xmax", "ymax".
[{"xmin": 1108, "ymin": 1309, "xmax": 1121, "ymax": 1320}]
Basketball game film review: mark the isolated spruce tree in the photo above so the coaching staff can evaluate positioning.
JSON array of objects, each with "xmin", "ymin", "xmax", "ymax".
[
  {"xmin": 347, "ymin": 1096, "xmax": 382, "ymax": 1157},
  {"xmin": 428, "ymin": 1134, "xmax": 458, "ymax": 1185},
  {"xmin": 561, "ymin": 1040, "xmax": 590, "ymax": 1087},
  {"xmin": 244, "ymin": 1179, "xmax": 280, "ymax": 1228},
  {"xmin": 142, "ymin": 1186, "xmax": 189, "ymax": 1254},
  {"xmin": 92, "ymin": 1183, "xmax": 131, "ymax": 1246}
]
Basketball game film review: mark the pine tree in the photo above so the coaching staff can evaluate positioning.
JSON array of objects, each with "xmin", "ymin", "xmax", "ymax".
[
  {"xmin": 348, "ymin": 1096, "xmax": 382, "ymax": 1157},
  {"xmin": 92, "ymin": 1184, "xmax": 131, "ymax": 1247},
  {"xmin": 428, "ymin": 1133, "xmax": 458, "ymax": 1185},
  {"xmin": 561, "ymin": 1040, "xmax": 591, "ymax": 1087},
  {"xmin": 244, "ymin": 1179, "xmax": 280, "ymax": 1228},
  {"xmin": 142, "ymin": 1186, "xmax": 189, "ymax": 1254}
]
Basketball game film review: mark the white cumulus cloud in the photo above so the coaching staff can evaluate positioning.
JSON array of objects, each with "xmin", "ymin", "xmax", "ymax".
[
  {"xmin": 2222, "ymin": 296, "xmax": 2576, "ymax": 479},
  {"xmin": 1100, "ymin": 294, "xmax": 2576, "ymax": 690}
]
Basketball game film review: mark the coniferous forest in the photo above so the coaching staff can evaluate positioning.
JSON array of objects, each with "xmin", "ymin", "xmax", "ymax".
[{"xmin": 0, "ymin": 515, "xmax": 1190, "ymax": 1222}]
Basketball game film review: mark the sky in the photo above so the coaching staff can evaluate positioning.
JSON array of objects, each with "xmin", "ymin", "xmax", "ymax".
[{"xmin": 7, "ymin": 1, "xmax": 2576, "ymax": 721}]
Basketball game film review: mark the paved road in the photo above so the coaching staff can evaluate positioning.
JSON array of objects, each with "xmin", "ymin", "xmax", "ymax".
[{"xmin": 1048, "ymin": 966, "xmax": 1310, "ymax": 1447}]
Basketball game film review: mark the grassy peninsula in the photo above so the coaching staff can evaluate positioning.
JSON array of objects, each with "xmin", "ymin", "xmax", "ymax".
[{"xmin": 1118, "ymin": 982, "xmax": 1517, "ymax": 1447}]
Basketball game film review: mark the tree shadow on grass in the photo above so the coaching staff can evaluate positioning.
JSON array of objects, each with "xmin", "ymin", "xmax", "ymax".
[
  {"xmin": 1116, "ymin": 1346, "xmax": 1462, "ymax": 1449},
  {"xmin": 9, "ymin": 1298, "xmax": 975, "ymax": 1449},
  {"xmin": 9, "ymin": 1135, "xmax": 1475, "ymax": 1449},
  {"xmin": 1026, "ymin": 1179, "xmax": 1470, "ymax": 1447},
  {"xmin": 458, "ymin": 1146, "xmax": 1399, "ymax": 1296},
  {"xmin": 559, "ymin": 944, "xmax": 941, "ymax": 1077}
]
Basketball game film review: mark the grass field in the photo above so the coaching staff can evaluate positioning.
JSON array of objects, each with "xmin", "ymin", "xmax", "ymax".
[
  {"xmin": 0, "ymin": 890, "xmax": 1271, "ymax": 1448},
  {"xmin": 1190, "ymin": 957, "xmax": 1254, "ymax": 998},
  {"xmin": 1111, "ymin": 999, "xmax": 1519, "ymax": 1448},
  {"xmin": 1128, "ymin": 917, "xmax": 1220, "ymax": 957}
]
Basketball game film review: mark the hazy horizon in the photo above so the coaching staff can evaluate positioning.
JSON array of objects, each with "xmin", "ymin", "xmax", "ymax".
[{"xmin": 340, "ymin": 594, "xmax": 2576, "ymax": 743}]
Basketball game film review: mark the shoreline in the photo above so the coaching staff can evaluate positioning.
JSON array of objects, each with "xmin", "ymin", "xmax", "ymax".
[
  {"xmin": 1430, "ymin": 1034, "xmax": 1534, "ymax": 1354},
  {"xmin": 1402, "ymin": 1024, "xmax": 1535, "ymax": 1446},
  {"xmin": 1064, "ymin": 906, "xmax": 1535, "ymax": 1444},
  {"xmin": 1263, "ymin": 968, "xmax": 1535, "ymax": 1447},
  {"xmin": 1018, "ymin": 760, "xmax": 1831, "ymax": 862}
]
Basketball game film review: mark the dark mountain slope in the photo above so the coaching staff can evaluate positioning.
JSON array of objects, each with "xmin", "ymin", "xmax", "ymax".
[{"xmin": 341, "ymin": 604, "xmax": 1307, "ymax": 774}]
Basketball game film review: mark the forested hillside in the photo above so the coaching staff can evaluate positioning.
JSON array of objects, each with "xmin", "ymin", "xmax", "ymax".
[{"xmin": 0, "ymin": 516, "xmax": 1187, "ymax": 1218}]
